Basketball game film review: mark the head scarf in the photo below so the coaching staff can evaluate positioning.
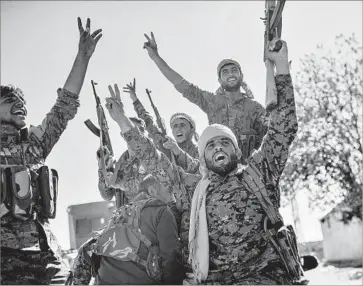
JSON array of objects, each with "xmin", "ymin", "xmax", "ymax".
[
  {"xmin": 216, "ymin": 59, "xmax": 254, "ymax": 99},
  {"xmin": 170, "ymin": 112, "xmax": 199, "ymax": 142}
]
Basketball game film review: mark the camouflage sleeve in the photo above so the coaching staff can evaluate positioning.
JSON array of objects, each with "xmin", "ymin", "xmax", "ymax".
[
  {"xmin": 174, "ymin": 79, "xmax": 214, "ymax": 114},
  {"xmin": 133, "ymin": 99, "xmax": 172, "ymax": 159},
  {"xmin": 133, "ymin": 99, "xmax": 163, "ymax": 140},
  {"xmin": 29, "ymin": 88, "xmax": 80, "ymax": 159},
  {"xmin": 175, "ymin": 150, "xmax": 200, "ymax": 174},
  {"xmin": 249, "ymin": 75, "xmax": 298, "ymax": 187},
  {"xmin": 98, "ymin": 169, "xmax": 115, "ymax": 201},
  {"xmin": 123, "ymin": 127, "xmax": 200, "ymax": 203},
  {"xmin": 253, "ymin": 102, "xmax": 268, "ymax": 151}
]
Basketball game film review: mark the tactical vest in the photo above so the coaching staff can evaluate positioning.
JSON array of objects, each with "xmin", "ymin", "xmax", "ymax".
[
  {"xmin": 239, "ymin": 152, "xmax": 308, "ymax": 285},
  {"xmin": 0, "ymin": 164, "xmax": 58, "ymax": 220}
]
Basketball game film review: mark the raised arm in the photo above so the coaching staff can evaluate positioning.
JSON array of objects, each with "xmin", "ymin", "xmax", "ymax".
[
  {"xmin": 104, "ymin": 91, "xmax": 200, "ymax": 203},
  {"xmin": 31, "ymin": 18, "xmax": 102, "ymax": 159},
  {"xmin": 250, "ymin": 40, "xmax": 297, "ymax": 186},
  {"xmin": 143, "ymin": 32, "xmax": 214, "ymax": 114},
  {"xmin": 122, "ymin": 80, "xmax": 171, "ymax": 158},
  {"xmin": 96, "ymin": 147, "xmax": 116, "ymax": 201},
  {"xmin": 163, "ymin": 136, "xmax": 200, "ymax": 174}
]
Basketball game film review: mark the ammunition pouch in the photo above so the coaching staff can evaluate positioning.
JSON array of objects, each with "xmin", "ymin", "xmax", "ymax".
[
  {"xmin": 1, "ymin": 165, "xmax": 34, "ymax": 220},
  {"xmin": 263, "ymin": 218, "xmax": 308, "ymax": 285},
  {"xmin": 0, "ymin": 165, "xmax": 58, "ymax": 219},
  {"xmin": 36, "ymin": 166, "xmax": 58, "ymax": 219}
]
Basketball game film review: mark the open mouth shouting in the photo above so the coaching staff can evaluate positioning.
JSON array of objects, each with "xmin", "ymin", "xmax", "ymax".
[
  {"xmin": 213, "ymin": 151, "xmax": 228, "ymax": 165},
  {"xmin": 176, "ymin": 133, "xmax": 184, "ymax": 139},
  {"xmin": 227, "ymin": 76, "xmax": 237, "ymax": 83},
  {"xmin": 11, "ymin": 107, "xmax": 27, "ymax": 118}
]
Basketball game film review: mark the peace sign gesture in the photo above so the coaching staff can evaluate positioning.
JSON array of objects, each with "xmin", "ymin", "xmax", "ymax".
[
  {"xmin": 77, "ymin": 17, "xmax": 102, "ymax": 59},
  {"xmin": 105, "ymin": 84, "xmax": 125, "ymax": 123},
  {"xmin": 143, "ymin": 32, "xmax": 158, "ymax": 59},
  {"xmin": 123, "ymin": 78, "xmax": 138, "ymax": 102}
]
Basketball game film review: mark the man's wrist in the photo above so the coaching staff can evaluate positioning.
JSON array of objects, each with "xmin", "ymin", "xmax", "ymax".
[
  {"xmin": 76, "ymin": 52, "xmax": 91, "ymax": 62},
  {"xmin": 275, "ymin": 60, "xmax": 290, "ymax": 75},
  {"xmin": 151, "ymin": 53, "xmax": 161, "ymax": 63}
]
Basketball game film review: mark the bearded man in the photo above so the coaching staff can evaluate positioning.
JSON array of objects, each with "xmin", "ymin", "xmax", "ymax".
[
  {"xmin": 105, "ymin": 39, "xmax": 307, "ymax": 285},
  {"xmin": 0, "ymin": 18, "xmax": 102, "ymax": 284},
  {"xmin": 143, "ymin": 32, "xmax": 267, "ymax": 162}
]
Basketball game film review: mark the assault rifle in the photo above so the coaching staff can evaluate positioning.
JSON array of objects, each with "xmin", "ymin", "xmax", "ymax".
[
  {"xmin": 84, "ymin": 80, "xmax": 124, "ymax": 208},
  {"xmin": 145, "ymin": 89, "xmax": 191, "ymax": 201},
  {"xmin": 146, "ymin": 89, "xmax": 167, "ymax": 136},
  {"xmin": 261, "ymin": 0, "xmax": 286, "ymax": 112}
]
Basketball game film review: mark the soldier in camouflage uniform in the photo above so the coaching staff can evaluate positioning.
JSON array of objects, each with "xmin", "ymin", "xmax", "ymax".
[
  {"xmin": 97, "ymin": 116, "xmax": 149, "ymax": 202},
  {"xmin": 0, "ymin": 18, "xmax": 102, "ymax": 285},
  {"xmin": 143, "ymin": 32, "xmax": 268, "ymax": 162},
  {"xmin": 105, "ymin": 40, "xmax": 307, "ymax": 284},
  {"xmin": 122, "ymin": 81, "xmax": 199, "ymax": 270},
  {"xmin": 122, "ymin": 79, "xmax": 199, "ymax": 174}
]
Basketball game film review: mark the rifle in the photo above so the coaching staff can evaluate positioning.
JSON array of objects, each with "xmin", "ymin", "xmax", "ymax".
[
  {"xmin": 145, "ymin": 89, "xmax": 191, "ymax": 201},
  {"xmin": 262, "ymin": 0, "xmax": 286, "ymax": 112},
  {"xmin": 84, "ymin": 80, "xmax": 124, "ymax": 208},
  {"xmin": 146, "ymin": 89, "xmax": 167, "ymax": 136}
]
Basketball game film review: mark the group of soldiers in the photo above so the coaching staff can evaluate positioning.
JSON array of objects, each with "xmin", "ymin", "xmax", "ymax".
[{"xmin": 1, "ymin": 17, "xmax": 310, "ymax": 285}]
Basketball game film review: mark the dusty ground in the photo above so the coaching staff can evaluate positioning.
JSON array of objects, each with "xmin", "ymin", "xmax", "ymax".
[{"xmin": 305, "ymin": 265, "xmax": 362, "ymax": 285}]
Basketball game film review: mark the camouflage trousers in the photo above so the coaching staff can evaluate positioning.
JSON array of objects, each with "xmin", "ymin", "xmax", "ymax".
[{"xmin": 1, "ymin": 247, "xmax": 69, "ymax": 285}]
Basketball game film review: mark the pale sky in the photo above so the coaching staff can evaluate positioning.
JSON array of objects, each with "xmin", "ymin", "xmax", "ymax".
[{"xmin": 1, "ymin": 1, "xmax": 362, "ymax": 249}]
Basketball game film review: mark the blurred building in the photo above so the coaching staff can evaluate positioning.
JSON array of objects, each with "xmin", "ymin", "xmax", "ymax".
[
  {"xmin": 67, "ymin": 201, "xmax": 116, "ymax": 249},
  {"xmin": 320, "ymin": 201, "xmax": 362, "ymax": 266}
]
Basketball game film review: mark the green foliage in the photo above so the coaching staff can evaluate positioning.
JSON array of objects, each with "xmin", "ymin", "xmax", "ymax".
[{"xmin": 281, "ymin": 34, "xmax": 363, "ymax": 220}]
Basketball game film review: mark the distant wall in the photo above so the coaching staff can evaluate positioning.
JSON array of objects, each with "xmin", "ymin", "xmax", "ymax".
[
  {"xmin": 68, "ymin": 201, "xmax": 115, "ymax": 249},
  {"xmin": 321, "ymin": 213, "xmax": 362, "ymax": 263}
]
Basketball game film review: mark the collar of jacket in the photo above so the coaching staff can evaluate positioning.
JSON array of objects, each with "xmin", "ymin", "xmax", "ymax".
[{"xmin": 0, "ymin": 124, "xmax": 28, "ymax": 145}]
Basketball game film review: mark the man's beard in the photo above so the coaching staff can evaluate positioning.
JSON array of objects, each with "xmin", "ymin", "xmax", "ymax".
[
  {"xmin": 206, "ymin": 154, "xmax": 239, "ymax": 177},
  {"xmin": 222, "ymin": 78, "xmax": 242, "ymax": 92},
  {"xmin": 1, "ymin": 118, "xmax": 25, "ymax": 129}
]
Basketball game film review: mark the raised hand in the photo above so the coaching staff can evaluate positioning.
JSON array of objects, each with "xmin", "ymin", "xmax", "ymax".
[
  {"xmin": 97, "ymin": 146, "xmax": 114, "ymax": 170},
  {"xmin": 143, "ymin": 32, "xmax": 158, "ymax": 59},
  {"xmin": 266, "ymin": 38, "xmax": 288, "ymax": 64},
  {"xmin": 105, "ymin": 84, "xmax": 125, "ymax": 123},
  {"xmin": 163, "ymin": 135, "xmax": 182, "ymax": 156},
  {"xmin": 123, "ymin": 78, "xmax": 138, "ymax": 102},
  {"xmin": 77, "ymin": 17, "xmax": 102, "ymax": 59}
]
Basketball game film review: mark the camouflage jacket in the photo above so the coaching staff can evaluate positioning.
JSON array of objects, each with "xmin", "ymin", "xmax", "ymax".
[
  {"xmin": 98, "ymin": 149, "xmax": 148, "ymax": 201},
  {"xmin": 124, "ymin": 75, "xmax": 297, "ymax": 284},
  {"xmin": 174, "ymin": 80, "xmax": 268, "ymax": 161},
  {"xmin": 0, "ymin": 88, "xmax": 78, "ymax": 282},
  {"xmin": 133, "ymin": 99, "xmax": 199, "ymax": 173}
]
